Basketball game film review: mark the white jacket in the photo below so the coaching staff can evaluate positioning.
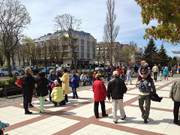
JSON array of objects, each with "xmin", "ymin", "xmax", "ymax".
[{"xmin": 170, "ymin": 81, "xmax": 180, "ymax": 102}]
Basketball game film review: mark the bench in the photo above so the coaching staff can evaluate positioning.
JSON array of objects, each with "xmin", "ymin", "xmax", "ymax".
[{"xmin": 2, "ymin": 85, "xmax": 22, "ymax": 98}]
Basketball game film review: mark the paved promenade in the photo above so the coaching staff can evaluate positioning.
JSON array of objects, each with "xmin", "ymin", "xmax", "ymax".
[{"xmin": 0, "ymin": 77, "xmax": 179, "ymax": 135}]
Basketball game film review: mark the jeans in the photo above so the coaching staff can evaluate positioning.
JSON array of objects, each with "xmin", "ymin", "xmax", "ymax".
[
  {"xmin": 139, "ymin": 95, "xmax": 151, "ymax": 120},
  {"xmin": 72, "ymin": 88, "xmax": 78, "ymax": 99}
]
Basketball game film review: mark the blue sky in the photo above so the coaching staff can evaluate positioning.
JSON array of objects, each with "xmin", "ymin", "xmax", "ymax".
[{"xmin": 20, "ymin": 0, "xmax": 180, "ymax": 57}]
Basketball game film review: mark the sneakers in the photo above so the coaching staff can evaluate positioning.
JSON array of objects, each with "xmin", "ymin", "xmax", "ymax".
[
  {"xmin": 29, "ymin": 104, "xmax": 34, "ymax": 108},
  {"xmin": 144, "ymin": 119, "xmax": 148, "ymax": 124},
  {"xmin": 102, "ymin": 114, "xmax": 108, "ymax": 117},
  {"xmin": 113, "ymin": 120, "xmax": 118, "ymax": 124},
  {"xmin": 173, "ymin": 121, "xmax": 180, "ymax": 126},
  {"xmin": 25, "ymin": 111, "xmax": 32, "ymax": 114},
  {"xmin": 39, "ymin": 111, "xmax": 45, "ymax": 114},
  {"xmin": 121, "ymin": 115, "xmax": 126, "ymax": 120}
]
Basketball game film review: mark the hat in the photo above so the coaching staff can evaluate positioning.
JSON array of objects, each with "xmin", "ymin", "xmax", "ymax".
[{"xmin": 113, "ymin": 71, "xmax": 119, "ymax": 76}]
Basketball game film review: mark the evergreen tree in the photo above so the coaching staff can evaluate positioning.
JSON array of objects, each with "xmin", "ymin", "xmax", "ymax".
[
  {"xmin": 158, "ymin": 45, "xmax": 169, "ymax": 66},
  {"xmin": 143, "ymin": 39, "xmax": 158, "ymax": 67},
  {"xmin": 168, "ymin": 57, "xmax": 177, "ymax": 68}
]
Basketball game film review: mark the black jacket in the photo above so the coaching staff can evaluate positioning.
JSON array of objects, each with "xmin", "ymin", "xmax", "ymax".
[
  {"xmin": 36, "ymin": 77, "xmax": 49, "ymax": 97},
  {"xmin": 107, "ymin": 77, "xmax": 127, "ymax": 99},
  {"xmin": 22, "ymin": 74, "xmax": 35, "ymax": 96}
]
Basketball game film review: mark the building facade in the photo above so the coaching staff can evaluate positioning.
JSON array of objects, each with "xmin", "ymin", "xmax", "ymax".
[
  {"xmin": 96, "ymin": 42, "xmax": 141, "ymax": 66},
  {"xmin": 34, "ymin": 30, "xmax": 96, "ymax": 67}
]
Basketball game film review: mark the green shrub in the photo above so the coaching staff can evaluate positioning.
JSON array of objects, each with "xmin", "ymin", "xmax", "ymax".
[{"xmin": 0, "ymin": 76, "xmax": 16, "ymax": 87}]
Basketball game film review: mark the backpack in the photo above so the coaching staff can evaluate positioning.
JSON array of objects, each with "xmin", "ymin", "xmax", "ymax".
[
  {"xmin": 15, "ymin": 78, "xmax": 24, "ymax": 88},
  {"xmin": 138, "ymin": 80, "xmax": 151, "ymax": 93}
]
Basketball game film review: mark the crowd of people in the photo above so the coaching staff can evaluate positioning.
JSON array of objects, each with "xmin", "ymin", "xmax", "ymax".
[{"xmin": 1, "ymin": 61, "xmax": 180, "ymax": 134}]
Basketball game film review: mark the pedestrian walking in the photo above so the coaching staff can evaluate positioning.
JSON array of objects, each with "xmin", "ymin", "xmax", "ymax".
[
  {"xmin": 107, "ymin": 71, "xmax": 127, "ymax": 123},
  {"xmin": 93, "ymin": 74, "xmax": 108, "ymax": 118},
  {"xmin": 70, "ymin": 72, "xmax": 80, "ymax": 99},
  {"xmin": 126, "ymin": 66, "xmax": 132, "ymax": 85},
  {"xmin": 36, "ymin": 72, "xmax": 49, "ymax": 113},
  {"xmin": 152, "ymin": 64, "xmax": 159, "ymax": 82},
  {"xmin": 163, "ymin": 66, "xmax": 169, "ymax": 80},
  {"xmin": 137, "ymin": 64, "xmax": 156, "ymax": 123},
  {"xmin": 170, "ymin": 80, "xmax": 180, "ymax": 126},
  {"xmin": 22, "ymin": 67, "xmax": 35, "ymax": 114},
  {"xmin": 61, "ymin": 68, "xmax": 70, "ymax": 102},
  {"xmin": 47, "ymin": 69, "xmax": 56, "ymax": 101}
]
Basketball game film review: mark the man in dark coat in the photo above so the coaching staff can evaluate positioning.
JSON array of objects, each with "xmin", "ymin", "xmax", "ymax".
[
  {"xmin": 107, "ymin": 71, "xmax": 127, "ymax": 123},
  {"xmin": 22, "ymin": 67, "xmax": 35, "ymax": 114}
]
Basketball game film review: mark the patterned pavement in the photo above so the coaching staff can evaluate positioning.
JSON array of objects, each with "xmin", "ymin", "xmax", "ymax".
[{"xmin": 0, "ymin": 78, "xmax": 180, "ymax": 135}]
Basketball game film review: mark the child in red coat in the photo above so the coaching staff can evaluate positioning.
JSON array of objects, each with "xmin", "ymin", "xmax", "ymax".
[{"xmin": 92, "ymin": 74, "xmax": 108, "ymax": 118}]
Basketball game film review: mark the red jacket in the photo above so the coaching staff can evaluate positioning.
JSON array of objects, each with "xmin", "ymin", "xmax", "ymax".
[{"xmin": 93, "ymin": 79, "xmax": 107, "ymax": 102}]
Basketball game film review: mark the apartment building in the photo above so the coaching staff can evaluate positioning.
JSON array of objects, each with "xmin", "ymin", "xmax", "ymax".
[{"xmin": 34, "ymin": 30, "xmax": 96, "ymax": 67}]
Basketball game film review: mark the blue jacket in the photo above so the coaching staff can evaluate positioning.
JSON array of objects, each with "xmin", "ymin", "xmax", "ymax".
[{"xmin": 70, "ymin": 75, "xmax": 80, "ymax": 89}]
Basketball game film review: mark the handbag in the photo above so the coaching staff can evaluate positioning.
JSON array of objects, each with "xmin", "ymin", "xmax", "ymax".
[{"xmin": 150, "ymin": 92, "xmax": 163, "ymax": 102}]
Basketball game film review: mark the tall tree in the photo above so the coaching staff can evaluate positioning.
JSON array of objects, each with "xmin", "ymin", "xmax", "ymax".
[
  {"xmin": 121, "ymin": 43, "xmax": 138, "ymax": 64},
  {"xmin": 0, "ymin": 0, "xmax": 30, "ymax": 76},
  {"xmin": 104, "ymin": 0, "xmax": 119, "ymax": 66},
  {"xmin": 136, "ymin": 0, "xmax": 180, "ymax": 43},
  {"xmin": 168, "ymin": 57, "xmax": 177, "ymax": 68},
  {"xmin": 143, "ymin": 39, "xmax": 158, "ymax": 67},
  {"xmin": 158, "ymin": 44, "xmax": 169, "ymax": 66},
  {"xmin": 21, "ymin": 37, "xmax": 37, "ymax": 66},
  {"xmin": 55, "ymin": 14, "xmax": 81, "ymax": 69}
]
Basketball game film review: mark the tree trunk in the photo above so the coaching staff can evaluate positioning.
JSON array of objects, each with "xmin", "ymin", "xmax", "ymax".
[
  {"xmin": 5, "ymin": 52, "xmax": 12, "ymax": 77},
  {"xmin": 11, "ymin": 52, "xmax": 16, "ymax": 70}
]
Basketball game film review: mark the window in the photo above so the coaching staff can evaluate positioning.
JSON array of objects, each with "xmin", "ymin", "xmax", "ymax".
[
  {"xmin": 87, "ymin": 43, "xmax": 90, "ymax": 58},
  {"xmin": 92, "ymin": 45, "xmax": 96, "ymax": 59},
  {"xmin": 81, "ymin": 39, "xmax": 84, "ymax": 45},
  {"xmin": 81, "ymin": 45, "xmax": 84, "ymax": 58}
]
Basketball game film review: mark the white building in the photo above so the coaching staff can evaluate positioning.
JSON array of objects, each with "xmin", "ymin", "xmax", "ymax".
[{"xmin": 34, "ymin": 30, "xmax": 96, "ymax": 67}]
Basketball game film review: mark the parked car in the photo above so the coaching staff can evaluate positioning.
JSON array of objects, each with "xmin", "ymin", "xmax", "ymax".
[
  {"xmin": 0, "ymin": 68, "xmax": 22, "ymax": 76},
  {"xmin": 0, "ymin": 68, "xmax": 9, "ymax": 76},
  {"xmin": 41, "ymin": 66, "xmax": 54, "ymax": 74}
]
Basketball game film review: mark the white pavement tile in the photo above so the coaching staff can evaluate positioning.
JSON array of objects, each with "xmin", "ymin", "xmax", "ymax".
[
  {"xmin": 164, "ymin": 123, "xmax": 180, "ymax": 135},
  {"xmin": 0, "ymin": 106, "xmax": 39, "ymax": 125},
  {"xmin": 100, "ymin": 106, "xmax": 174, "ymax": 134},
  {"xmin": 71, "ymin": 124, "xmax": 137, "ymax": 135},
  {"xmin": 156, "ymin": 90, "xmax": 171, "ymax": 98},
  {"xmin": 46, "ymin": 106, "xmax": 67, "ymax": 112},
  {"xmin": 131, "ymin": 98, "xmax": 173, "ymax": 110},
  {"xmin": 75, "ymin": 90, "xmax": 93, "ymax": 99},
  {"xmin": 66, "ymin": 94, "xmax": 135, "ymax": 118},
  {"xmin": 123, "ymin": 94, "xmax": 137, "ymax": 102},
  {"xmin": 32, "ymin": 100, "xmax": 55, "ymax": 107},
  {"xmin": 7, "ymin": 116, "xmax": 79, "ymax": 135}
]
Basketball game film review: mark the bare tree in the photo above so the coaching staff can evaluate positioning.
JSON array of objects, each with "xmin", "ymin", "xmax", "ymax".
[
  {"xmin": 55, "ymin": 13, "xmax": 81, "ymax": 69},
  {"xmin": 0, "ymin": 0, "xmax": 30, "ymax": 76},
  {"xmin": 104, "ymin": 0, "xmax": 119, "ymax": 66},
  {"xmin": 21, "ymin": 37, "xmax": 37, "ymax": 66}
]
